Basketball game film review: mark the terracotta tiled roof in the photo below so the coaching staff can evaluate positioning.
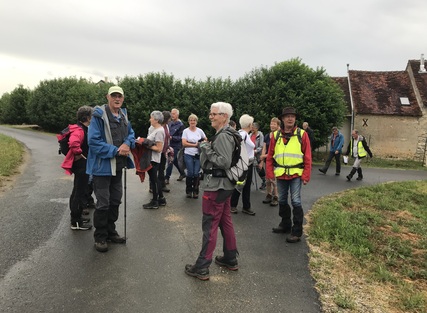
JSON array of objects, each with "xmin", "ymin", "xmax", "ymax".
[
  {"xmin": 407, "ymin": 59, "xmax": 427, "ymax": 107},
  {"xmin": 348, "ymin": 70, "xmax": 422, "ymax": 117},
  {"xmin": 331, "ymin": 77, "xmax": 351, "ymax": 115}
]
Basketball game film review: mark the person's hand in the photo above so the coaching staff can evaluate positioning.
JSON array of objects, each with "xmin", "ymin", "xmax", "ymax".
[
  {"xmin": 335, "ymin": 150, "xmax": 339, "ymax": 155},
  {"xmin": 302, "ymin": 180, "xmax": 308, "ymax": 185},
  {"xmin": 117, "ymin": 143, "xmax": 130, "ymax": 156}
]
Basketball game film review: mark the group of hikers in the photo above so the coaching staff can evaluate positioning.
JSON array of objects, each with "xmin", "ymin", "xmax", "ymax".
[{"xmin": 60, "ymin": 85, "xmax": 372, "ymax": 280}]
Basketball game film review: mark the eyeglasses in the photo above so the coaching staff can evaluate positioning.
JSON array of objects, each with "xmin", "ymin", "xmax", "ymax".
[{"xmin": 209, "ymin": 112, "xmax": 224, "ymax": 117}]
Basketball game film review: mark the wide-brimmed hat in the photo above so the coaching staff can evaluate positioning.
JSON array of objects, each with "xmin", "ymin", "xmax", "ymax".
[{"xmin": 279, "ymin": 107, "xmax": 297, "ymax": 118}]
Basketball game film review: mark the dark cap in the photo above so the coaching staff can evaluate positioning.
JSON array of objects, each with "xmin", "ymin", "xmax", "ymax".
[{"xmin": 279, "ymin": 107, "xmax": 297, "ymax": 119}]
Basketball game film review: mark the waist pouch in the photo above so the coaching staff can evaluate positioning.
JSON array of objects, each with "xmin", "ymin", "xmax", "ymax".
[{"xmin": 203, "ymin": 168, "xmax": 227, "ymax": 177}]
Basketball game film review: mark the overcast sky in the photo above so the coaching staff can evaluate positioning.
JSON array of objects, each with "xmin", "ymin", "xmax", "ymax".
[{"xmin": 1, "ymin": 0, "xmax": 426, "ymax": 95}]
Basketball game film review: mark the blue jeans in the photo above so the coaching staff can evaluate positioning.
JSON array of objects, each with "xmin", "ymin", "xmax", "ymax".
[
  {"xmin": 184, "ymin": 153, "xmax": 200, "ymax": 178},
  {"xmin": 276, "ymin": 177, "xmax": 304, "ymax": 237}
]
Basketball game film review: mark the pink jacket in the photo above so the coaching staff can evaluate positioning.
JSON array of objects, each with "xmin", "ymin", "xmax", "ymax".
[{"xmin": 60, "ymin": 124, "xmax": 85, "ymax": 175}]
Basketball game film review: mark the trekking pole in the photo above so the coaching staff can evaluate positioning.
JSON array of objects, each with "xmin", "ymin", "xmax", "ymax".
[
  {"xmin": 253, "ymin": 164, "xmax": 258, "ymax": 190},
  {"xmin": 124, "ymin": 166, "xmax": 127, "ymax": 243}
]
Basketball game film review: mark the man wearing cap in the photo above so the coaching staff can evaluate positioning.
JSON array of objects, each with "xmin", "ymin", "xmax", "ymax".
[
  {"xmin": 87, "ymin": 85, "xmax": 136, "ymax": 252},
  {"xmin": 265, "ymin": 107, "xmax": 312, "ymax": 243}
]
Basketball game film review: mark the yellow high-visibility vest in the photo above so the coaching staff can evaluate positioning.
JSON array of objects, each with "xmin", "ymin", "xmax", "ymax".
[{"xmin": 273, "ymin": 128, "xmax": 304, "ymax": 177}]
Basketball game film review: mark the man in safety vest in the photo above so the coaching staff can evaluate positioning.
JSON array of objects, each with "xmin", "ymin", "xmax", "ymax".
[
  {"xmin": 265, "ymin": 107, "xmax": 312, "ymax": 243},
  {"xmin": 344, "ymin": 129, "xmax": 373, "ymax": 181}
]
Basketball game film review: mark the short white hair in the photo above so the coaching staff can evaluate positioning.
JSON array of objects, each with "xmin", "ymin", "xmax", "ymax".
[
  {"xmin": 151, "ymin": 110, "xmax": 164, "ymax": 123},
  {"xmin": 239, "ymin": 114, "xmax": 254, "ymax": 129},
  {"xmin": 210, "ymin": 102, "xmax": 233, "ymax": 123}
]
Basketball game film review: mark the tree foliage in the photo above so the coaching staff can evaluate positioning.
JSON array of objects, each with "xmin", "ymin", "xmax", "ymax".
[{"xmin": 1, "ymin": 59, "xmax": 347, "ymax": 146}]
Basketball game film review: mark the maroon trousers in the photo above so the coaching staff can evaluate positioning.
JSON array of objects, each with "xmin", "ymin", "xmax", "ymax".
[{"xmin": 195, "ymin": 190, "xmax": 238, "ymax": 268}]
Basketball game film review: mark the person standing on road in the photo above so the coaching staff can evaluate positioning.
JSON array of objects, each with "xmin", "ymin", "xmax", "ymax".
[
  {"xmin": 260, "ymin": 117, "xmax": 281, "ymax": 207},
  {"xmin": 142, "ymin": 111, "xmax": 166, "ymax": 209},
  {"xmin": 60, "ymin": 105, "xmax": 93, "ymax": 231},
  {"xmin": 87, "ymin": 86, "xmax": 135, "ymax": 253},
  {"xmin": 185, "ymin": 102, "xmax": 239, "ymax": 281},
  {"xmin": 302, "ymin": 122, "xmax": 314, "ymax": 151},
  {"xmin": 165, "ymin": 108, "xmax": 186, "ymax": 184},
  {"xmin": 344, "ymin": 129, "xmax": 373, "ymax": 181},
  {"xmin": 266, "ymin": 107, "xmax": 312, "ymax": 243},
  {"xmin": 319, "ymin": 126, "xmax": 344, "ymax": 176},
  {"xmin": 159, "ymin": 111, "xmax": 171, "ymax": 193},
  {"xmin": 182, "ymin": 113, "xmax": 206, "ymax": 199},
  {"xmin": 230, "ymin": 114, "xmax": 256, "ymax": 216},
  {"xmin": 250, "ymin": 122, "xmax": 266, "ymax": 190}
]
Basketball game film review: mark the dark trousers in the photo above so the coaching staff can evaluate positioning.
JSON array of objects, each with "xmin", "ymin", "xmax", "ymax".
[
  {"xmin": 158, "ymin": 154, "xmax": 167, "ymax": 188},
  {"xmin": 165, "ymin": 146, "xmax": 184, "ymax": 179},
  {"xmin": 69, "ymin": 163, "xmax": 89, "ymax": 223},
  {"xmin": 148, "ymin": 161, "xmax": 163, "ymax": 201},
  {"xmin": 92, "ymin": 172, "xmax": 123, "ymax": 242},
  {"xmin": 196, "ymin": 190, "xmax": 237, "ymax": 268},
  {"xmin": 230, "ymin": 164, "xmax": 253, "ymax": 209},
  {"xmin": 322, "ymin": 151, "xmax": 341, "ymax": 174}
]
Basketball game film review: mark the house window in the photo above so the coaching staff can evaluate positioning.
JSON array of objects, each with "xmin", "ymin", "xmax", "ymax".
[{"xmin": 399, "ymin": 97, "xmax": 410, "ymax": 106}]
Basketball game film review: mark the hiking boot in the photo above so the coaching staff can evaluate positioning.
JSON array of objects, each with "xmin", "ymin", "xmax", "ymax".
[
  {"xmin": 184, "ymin": 264, "xmax": 209, "ymax": 281},
  {"xmin": 95, "ymin": 241, "xmax": 108, "ymax": 252},
  {"xmin": 71, "ymin": 222, "xmax": 92, "ymax": 231},
  {"xmin": 262, "ymin": 194, "xmax": 272, "ymax": 204},
  {"xmin": 242, "ymin": 208, "xmax": 256, "ymax": 216},
  {"xmin": 270, "ymin": 196, "xmax": 279, "ymax": 206},
  {"xmin": 272, "ymin": 224, "xmax": 291, "ymax": 234},
  {"xmin": 177, "ymin": 174, "xmax": 186, "ymax": 181},
  {"xmin": 107, "ymin": 234, "xmax": 126, "ymax": 244},
  {"xmin": 143, "ymin": 200, "xmax": 159, "ymax": 209},
  {"xmin": 230, "ymin": 207, "xmax": 238, "ymax": 214},
  {"xmin": 158, "ymin": 197, "xmax": 167, "ymax": 206},
  {"xmin": 214, "ymin": 256, "xmax": 239, "ymax": 271},
  {"xmin": 162, "ymin": 187, "xmax": 170, "ymax": 193},
  {"xmin": 286, "ymin": 235, "xmax": 301, "ymax": 243},
  {"xmin": 318, "ymin": 168, "xmax": 326, "ymax": 174},
  {"xmin": 335, "ymin": 172, "xmax": 340, "ymax": 176}
]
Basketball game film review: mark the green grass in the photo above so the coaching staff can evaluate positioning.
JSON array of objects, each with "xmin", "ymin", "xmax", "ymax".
[
  {"xmin": 307, "ymin": 180, "xmax": 427, "ymax": 312},
  {"xmin": 0, "ymin": 134, "xmax": 24, "ymax": 177}
]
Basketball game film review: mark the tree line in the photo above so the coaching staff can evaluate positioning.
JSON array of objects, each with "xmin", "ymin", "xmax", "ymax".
[{"xmin": 0, "ymin": 58, "xmax": 346, "ymax": 149}]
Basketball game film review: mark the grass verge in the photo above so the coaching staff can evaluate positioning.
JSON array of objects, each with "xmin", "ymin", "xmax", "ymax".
[
  {"xmin": 306, "ymin": 180, "xmax": 427, "ymax": 313},
  {"xmin": 0, "ymin": 134, "xmax": 24, "ymax": 188}
]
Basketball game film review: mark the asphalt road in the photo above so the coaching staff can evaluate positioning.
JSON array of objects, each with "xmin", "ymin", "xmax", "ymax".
[{"xmin": 0, "ymin": 125, "xmax": 425, "ymax": 313}]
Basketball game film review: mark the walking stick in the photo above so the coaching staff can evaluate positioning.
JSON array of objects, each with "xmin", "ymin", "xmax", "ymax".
[
  {"xmin": 253, "ymin": 164, "xmax": 258, "ymax": 190},
  {"xmin": 124, "ymin": 166, "xmax": 127, "ymax": 242}
]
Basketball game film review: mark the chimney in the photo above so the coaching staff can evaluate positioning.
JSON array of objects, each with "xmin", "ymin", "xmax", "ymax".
[
  {"xmin": 419, "ymin": 54, "xmax": 426, "ymax": 73},
  {"xmin": 104, "ymin": 76, "xmax": 109, "ymax": 83}
]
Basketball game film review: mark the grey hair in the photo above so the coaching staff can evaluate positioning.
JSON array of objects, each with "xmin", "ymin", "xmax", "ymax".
[
  {"xmin": 171, "ymin": 108, "xmax": 180, "ymax": 116},
  {"xmin": 239, "ymin": 114, "xmax": 254, "ymax": 129},
  {"xmin": 210, "ymin": 102, "xmax": 233, "ymax": 123},
  {"xmin": 77, "ymin": 105, "xmax": 93, "ymax": 123},
  {"xmin": 252, "ymin": 122, "xmax": 260, "ymax": 129},
  {"xmin": 151, "ymin": 110, "xmax": 164, "ymax": 123}
]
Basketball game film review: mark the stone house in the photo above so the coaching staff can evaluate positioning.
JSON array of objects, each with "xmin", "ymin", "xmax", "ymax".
[{"xmin": 332, "ymin": 55, "xmax": 427, "ymax": 165}]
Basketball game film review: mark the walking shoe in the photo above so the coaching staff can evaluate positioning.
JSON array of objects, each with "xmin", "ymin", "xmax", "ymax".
[
  {"xmin": 162, "ymin": 187, "xmax": 170, "ymax": 193},
  {"xmin": 346, "ymin": 175, "xmax": 352, "ymax": 181},
  {"xmin": 184, "ymin": 264, "xmax": 209, "ymax": 281},
  {"xmin": 143, "ymin": 200, "xmax": 159, "ymax": 209},
  {"xmin": 214, "ymin": 256, "xmax": 239, "ymax": 271},
  {"xmin": 71, "ymin": 222, "xmax": 92, "ymax": 231},
  {"xmin": 286, "ymin": 235, "xmax": 301, "ymax": 243},
  {"xmin": 192, "ymin": 193, "xmax": 198, "ymax": 199},
  {"xmin": 262, "ymin": 194, "xmax": 272, "ymax": 204},
  {"xmin": 259, "ymin": 182, "xmax": 266, "ymax": 190},
  {"xmin": 158, "ymin": 197, "xmax": 167, "ymax": 206},
  {"xmin": 107, "ymin": 234, "xmax": 126, "ymax": 243},
  {"xmin": 356, "ymin": 177, "xmax": 363, "ymax": 181},
  {"xmin": 272, "ymin": 224, "xmax": 291, "ymax": 234},
  {"xmin": 242, "ymin": 208, "xmax": 256, "ymax": 216},
  {"xmin": 177, "ymin": 174, "xmax": 186, "ymax": 181},
  {"xmin": 230, "ymin": 207, "xmax": 238, "ymax": 214},
  {"xmin": 335, "ymin": 173, "xmax": 340, "ymax": 176},
  {"xmin": 165, "ymin": 179, "xmax": 170, "ymax": 185},
  {"xmin": 186, "ymin": 193, "xmax": 193, "ymax": 198},
  {"xmin": 270, "ymin": 196, "xmax": 279, "ymax": 206},
  {"xmin": 318, "ymin": 168, "xmax": 326, "ymax": 174},
  {"xmin": 95, "ymin": 241, "xmax": 108, "ymax": 252}
]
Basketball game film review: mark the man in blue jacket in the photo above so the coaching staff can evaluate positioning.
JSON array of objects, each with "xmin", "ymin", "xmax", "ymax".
[
  {"xmin": 319, "ymin": 126, "xmax": 344, "ymax": 176},
  {"xmin": 87, "ymin": 86, "xmax": 135, "ymax": 252},
  {"xmin": 165, "ymin": 108, "xmax": 186, "ymax": 183}
]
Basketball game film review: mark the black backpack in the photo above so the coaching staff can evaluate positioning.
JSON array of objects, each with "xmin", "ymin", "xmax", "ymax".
[{"xmin": 56, "ymin": 126, "xmax": 72, "ymax": 155}]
